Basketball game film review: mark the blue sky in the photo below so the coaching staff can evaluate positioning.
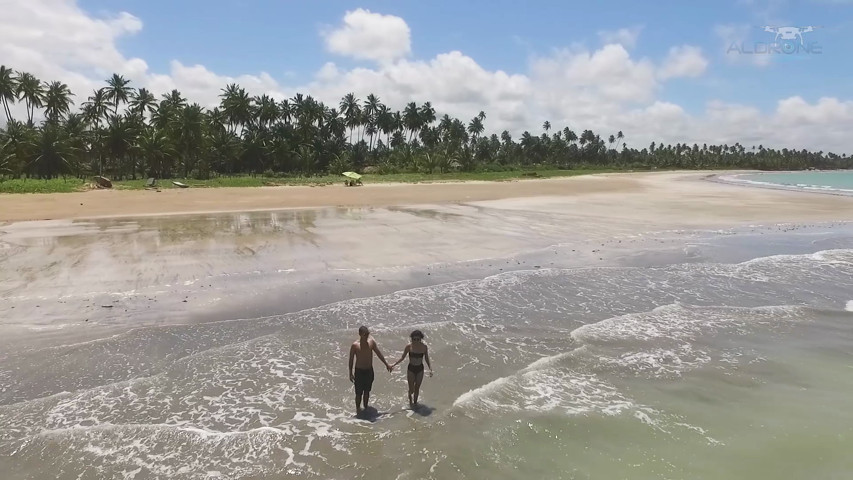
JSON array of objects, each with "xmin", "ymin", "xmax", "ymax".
[
  {"xmin": 77, "ymin": 0, "xmax": 852, "ymax": 114},
  {"xmin": 3, "ymin": 0, "xmax": 852, "ymax": 152}
]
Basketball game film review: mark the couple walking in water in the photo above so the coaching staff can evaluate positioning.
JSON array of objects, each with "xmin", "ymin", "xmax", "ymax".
[{"xmin": 348, "ymin": 325, "xmax": 433, "ymax": 415}]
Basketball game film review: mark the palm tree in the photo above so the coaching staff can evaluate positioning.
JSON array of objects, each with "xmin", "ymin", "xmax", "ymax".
[
  {"xmin": 563, "ymin": 127, "xmax": 577, "ymax": 145},
  {"xmin": 82, "ymin": 88, "xmax": 112, "ymax": 175},
  {"xmin": 279, "ymin": 99, "xmax": 293, "ymax": 126},
  {"xmin": 219, "ymin": 84, "xmax": 252, "ymax": 134},
  {"xmin": 403, "ymin": 102, "xmax": 420, "ymax": 143},
  {"xmin": 64, "ymin": 113, "xmax": 90, "ymax": 170},
  {"xmin": 26, "ymin": 123, "xmax": 77, "ymax": 178},
  {"xmin": 1, "ymin": 120, "xmax": 34, "ymax": 173},
  {"xmin": 161, "ymin": 89, "xmax": 187, "ymax": 110},
  {"xmin": 137, "ymin": 127, "xmax": 174, "ymax": 178},
  {"xmin": 364, "ymin": 94, "xmax": 380, "ymax": 150},
  {"xmin": 376, "ymin": 105, "xmax": 394, "ymax": 147},
  {"xmin": 256, "ymin": 94, "xmax": 280, "ymax": 128},
  {"xmin": 0, "ymin": 66, "xmax": 18, "ymax": 123},
  {"xmin": 0, "ymin": 141, "xmax": 11, "ymax": 174},
  {"xmin": 105, "ymin": 74, "xmax": 132, "ymax": 116},
  {"xmin": 104, "ymin": 114, "xmax": 138, "ymax": 178},
  {"xmin": 208, "ymin": 128, "xmax": 240, "ymax": 175},
  {"xmin": 339, "ymin": 93, "xmax": 361, "ymax": 144},
  {"xmin": 82, "ymin": 89, "xmax": 112, "ymax": 127},
  {"xmin": 15, "ymin": 72, "xmax": 45, "ymax": 125},
  {"xmin": 467, "ymin": 115, "xmax": 484, "ymax": 149},
  {"xmin": 419, "ymin": 102, "xmax": 436, "ymax": 129},
  {"xmin": 129, "ymin": 88, "xmax": 157, "ymax": 121},
  {"xmin": 173, "ymin": 103, "xmax": 204, "ymax": 177},
  {"xmin": 580, "ymin": 129, "xmax": 597, "ymax": 155},
  {"xmin": 1, "ymin": 62, "xmax": 851, "ymax": 181},
  {"xmin": 43, "ymin": 81, "xmax": 74, "ymax": 124}
]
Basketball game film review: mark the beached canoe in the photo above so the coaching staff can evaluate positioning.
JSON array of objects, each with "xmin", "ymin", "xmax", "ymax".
[{"xmin": 94, "ymin": 176, "xmax": 112, "ymax": 188}]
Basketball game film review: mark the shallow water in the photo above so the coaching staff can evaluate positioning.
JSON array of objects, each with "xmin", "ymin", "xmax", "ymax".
[
  {"xmin": 726, "ymin": 170, "xmax": 853, "ymax": 194},
  {"xmin": 2, "ymin": 223, "xmax": 853, "ymax": 479}
]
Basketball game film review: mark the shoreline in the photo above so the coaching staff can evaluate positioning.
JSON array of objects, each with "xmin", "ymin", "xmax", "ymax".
[
  {"xmin": 4, "ymin": 170, "xmax": 853, "ymax": 350},
  {"xmin": 707, "ymin": 170, "xmax": 853, "ymax": 198}
]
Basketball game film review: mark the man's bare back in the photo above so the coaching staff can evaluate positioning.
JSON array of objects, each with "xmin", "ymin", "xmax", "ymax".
[{"xmin": 352, "ymin": 338, "xmax": 378, "ymax": 369}]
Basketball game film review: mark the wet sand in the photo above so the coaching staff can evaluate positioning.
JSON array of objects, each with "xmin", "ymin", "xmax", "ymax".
[{"xmin": 2, "ymin": 170, "xmax": 853, "ymax": 349}]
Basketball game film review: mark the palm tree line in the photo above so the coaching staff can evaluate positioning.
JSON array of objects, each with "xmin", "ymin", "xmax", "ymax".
[{"xmin": 1, "ymin": 65, "xmax": 850, "ymax": 181}]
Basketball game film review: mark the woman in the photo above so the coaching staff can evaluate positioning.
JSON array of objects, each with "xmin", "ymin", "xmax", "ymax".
[{"xmin": 391, "ymin": 329, "xmax": 433, "ymax": 406}]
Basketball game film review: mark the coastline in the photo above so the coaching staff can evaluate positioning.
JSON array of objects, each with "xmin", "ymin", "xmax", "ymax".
[
  {"xmin": 4, "ymin": 170, "xmax": 853, "ymax": 350},
  {"xmin": 708, "ymin": 169, "xmax": 853, "ymax": 197}
]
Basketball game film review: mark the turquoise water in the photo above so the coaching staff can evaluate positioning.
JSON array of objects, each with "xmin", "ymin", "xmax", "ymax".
[{"xmin": 733, "ymin": 171, "xmax": 853, "ymax": 193}]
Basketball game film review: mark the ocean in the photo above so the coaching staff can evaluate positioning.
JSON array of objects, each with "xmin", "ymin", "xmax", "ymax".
[
  {"xmin": 1, "ymin": 217, "xmax": 852, "ymax": 479},
  {"xmin": 723, "ymin": 170, "xmax": 853, "ymax": 195}
]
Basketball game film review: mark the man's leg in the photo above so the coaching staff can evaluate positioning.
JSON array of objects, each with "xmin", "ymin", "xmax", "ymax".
[
  {"xmin": 355, "ymin": 391, "xmax": 363, "ymax": 413},
  {"xmin": 363, "ymin": 369, "xmax": 374, "ymax": 409}
]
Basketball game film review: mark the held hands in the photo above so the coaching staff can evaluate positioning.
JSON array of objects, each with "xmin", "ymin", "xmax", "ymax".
[
  {"xmin": 428, "ymin": 370, "xmax": 434, "ymax": 378},
  {"xmin": 386, "ymin": 363, "xmax": 394, "ymax": 373},
  {"xmin": 349, "ymin": 372, "xmax": 354, "ymax": 383}
]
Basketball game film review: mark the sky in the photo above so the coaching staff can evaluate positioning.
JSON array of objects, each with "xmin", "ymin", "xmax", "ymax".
[{"xmin": 2, "ymin": 0, "xmax": 852, "ymax": 153}]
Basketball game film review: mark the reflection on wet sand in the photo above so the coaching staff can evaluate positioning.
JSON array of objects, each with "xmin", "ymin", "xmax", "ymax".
[{"xmin": 1, "ymin": 204, "xmax": 581, "ymax": 349}]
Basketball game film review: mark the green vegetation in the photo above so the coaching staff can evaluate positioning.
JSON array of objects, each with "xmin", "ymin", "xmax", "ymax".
[
  {"xmin": 0, "ymin": 177, "xmax": 87, "ymax": 193},
  {"xmin": 1, "ymin": 65, "xmax": 851, "ymax": 194}
]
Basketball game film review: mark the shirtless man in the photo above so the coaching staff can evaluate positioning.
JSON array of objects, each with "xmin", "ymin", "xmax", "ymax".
[{"xmin": 348, "ymin": 326, "xmax": 392, "ymax": 414}]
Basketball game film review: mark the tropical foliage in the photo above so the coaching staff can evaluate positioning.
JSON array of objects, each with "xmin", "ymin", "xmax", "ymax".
[{"xmin": 1, "ymin": 65, "xmax": 850, "ymax": 181}]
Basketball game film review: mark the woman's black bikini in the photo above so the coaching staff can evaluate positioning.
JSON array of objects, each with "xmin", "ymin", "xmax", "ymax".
[{"xmin": 407, "ymin": 350, "xmax": 425, "ymax": 374}]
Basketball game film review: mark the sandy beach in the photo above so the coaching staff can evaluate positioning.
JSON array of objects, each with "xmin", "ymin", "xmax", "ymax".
[
  {"xmin": 3, "ymin": 170, "xmax": 853, "ymax": 479},
  {"xmin": 2, "ymin": 170, "xmax": 853, "ymax": 341},
  {"xmin": 1, "ymin": 171, "xmax": 852, "ymax": 224}
]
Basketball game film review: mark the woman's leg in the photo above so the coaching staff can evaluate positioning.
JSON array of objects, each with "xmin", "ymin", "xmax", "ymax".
[
  {"xmin": 413, "ymin": 370, "xmax": 424, "ymax": 404},
  {"xmin": 407, "ymin": 369, "xmax": 415, "ymax": 405}
]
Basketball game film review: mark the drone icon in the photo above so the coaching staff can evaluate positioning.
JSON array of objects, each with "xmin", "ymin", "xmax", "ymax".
[{"xmin": 761, "ymin": 26, "xmax": 820, "ymax": 45}]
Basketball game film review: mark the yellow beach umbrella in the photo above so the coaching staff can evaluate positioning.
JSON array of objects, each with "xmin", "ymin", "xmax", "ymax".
[{"xmin": 342, "ymin": 171, "xmax": 362, "ymax": 180}]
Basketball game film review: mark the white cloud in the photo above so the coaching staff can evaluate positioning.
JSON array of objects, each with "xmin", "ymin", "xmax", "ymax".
[
  {"xmin": 0, "ymin": 0, "xmax": 290, "ymax": 118},
  {"xmin": 0, "ymin": 0, "xmax": 146, "ymax": 99},
  {"xmin": 1, "ymin": 2, "xmax": 852, "ymax": 155},
  {"xmin": 664, "ymin": 97, "xmax": 853, "ymax": 152},
  {"xmin": 770, "ymin": 97, "xmax": 853, "ymax": 150},
  {"xmin": 597, "ymin": 26, "xmax": 644, "ymax": 49},
  {"xmin": 300, "ymin": 51, "xmax": 531, "ymax": 133},
  {"xmin": 146, "ymin": 61, "xmax": 286, "ymax": 108},
  {"xmin": 658, "ymin": 45, "xmax": 709, "ymax": 79},
  {"xmin": 321, "ymin": 8, "xmax": 411, "ymax": 64},
  {"xmin": 531, "ymin": 44, "xmax": 659, "ymax": 105}
]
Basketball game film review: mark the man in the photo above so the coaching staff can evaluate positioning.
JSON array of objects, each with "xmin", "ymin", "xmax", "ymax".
[{"xmin": 348, "ymin": 325, "xmax": 392, "ymax": 415}]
